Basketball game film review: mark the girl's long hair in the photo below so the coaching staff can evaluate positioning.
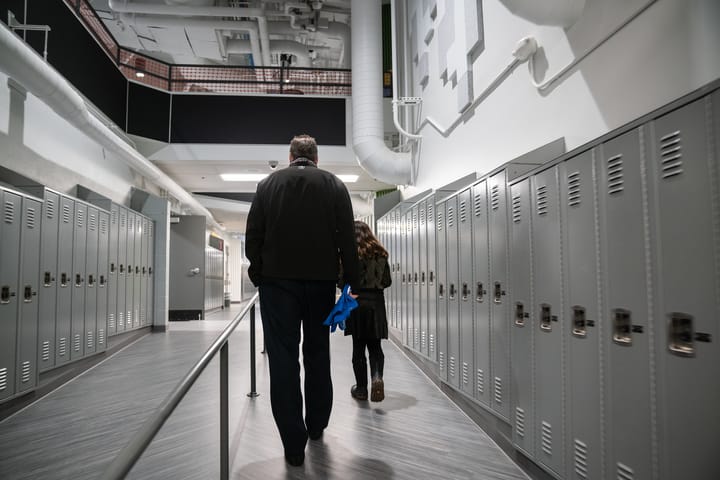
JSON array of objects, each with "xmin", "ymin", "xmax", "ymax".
[{"xmin": 354, "ymin": 221, "xmax": 388, "ymax": 259}]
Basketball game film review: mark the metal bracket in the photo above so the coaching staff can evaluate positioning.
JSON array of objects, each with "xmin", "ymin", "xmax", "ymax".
[
  {"xmin": 395, "ymin": 96, "xmax": 423, "ymax": 106},
  {"xmin": 7, "ymin": 11, "xmax": 51, "ymax": 60}
]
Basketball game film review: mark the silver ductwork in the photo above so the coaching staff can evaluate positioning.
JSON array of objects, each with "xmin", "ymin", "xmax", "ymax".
[
  {"xmin": 498, "ymin": 0, "xmax": 586, "ymax": 27},
  {"xmin": 0, "ymin": 24, "xmax": 223, "ymax": 231},
  {"xmin": 351, "ymin": 0, "xmax": 411, "ymax": 186}
]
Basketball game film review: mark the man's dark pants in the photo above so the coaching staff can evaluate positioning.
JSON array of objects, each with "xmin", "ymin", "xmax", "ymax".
[{"xmin": 258, "ymin": 278, "xmax": 336, "ymax": 455}]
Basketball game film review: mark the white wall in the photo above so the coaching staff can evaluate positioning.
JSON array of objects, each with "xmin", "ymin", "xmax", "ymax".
[{"xmin": 400, "ymin": 0, "xmax": 720, "ymax": 196}]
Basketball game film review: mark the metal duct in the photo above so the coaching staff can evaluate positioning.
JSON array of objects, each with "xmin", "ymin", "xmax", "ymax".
[
  {"xmin": 267, "ymin": 21, "xmax": 351, "ymax": 68},
  {"xmin": 226, "ymin": 39, "xmax": 313, "ymax": 67},
  {"xmin": 0, "ymin": 24, "xmax": 223, "ymax": 231},
  {"xmin": 351, "ymin": 0, "xmax": 411, "ymax": 186},
  {"xmin": 499, "ymin": 0, "xmax": 586, "ymax": 27}
]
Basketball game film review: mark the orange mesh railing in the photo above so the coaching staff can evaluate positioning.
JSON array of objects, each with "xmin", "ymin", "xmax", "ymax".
[{"xmin": 63, "ymin": 0, "xmax": 351, "ymax": 96}]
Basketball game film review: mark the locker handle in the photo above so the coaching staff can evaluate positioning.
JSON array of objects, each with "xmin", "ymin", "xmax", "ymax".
[
  {"xmin": 476, "ymin": 282, "xmax": 486, "ymax": 303},
  {"xmin": 461, "ymin": 283, "xmax": 469, "ymax": 301},
  {"xmin": 572, "ymin": 306, "xmax": 587, "ymax": 338},
  {"xmin": 75, "ymin": 274, "xmax": 83, "ymax": 287},
  {"xmin": 540, "ymin": 303, "xmax": 553, "ymax": 332},
  {"xmin": 493, "ymin": 282, "xmax": 506, "ymax": 304},
  {"xmin": 421, "ymin": 272, "xmax": 426, "ymax": 285},
  {"xmin": 149, "ymin": 267, "xmax": 153, "ymax": 276},
  {"xmin": 119, "ymin": 265, "xmax": 125, "ymax": 274},
  {"xmin": 449, "ymin": 283, "xmax": 456, "ymax": 299},
  {"xmin": 60, "ymin": 273, "xmax": 68, "ymax": 287},
  {"xmin": 135, "ymin": 266, "xmax": 140, "ymax": 275},
  {"xmin": 414, "ymin": 272, "xmax": 418, "ymax": 284},
  {"xmin": 665, "ymin": 312, "xmax": 712, "ymax": 357},
  {"xmin": 88, "ymin": 275, "xmax": 95, "ymax": 287},
  {"xmin": 402, "ymin": 274, "xmax": 406, "ymax": 284},
  {"xmin": 612, "ymin": 308, "xmax": 632, "ymax": 346},
  {"xmin": 1, "ymin": 286, "xmax": 11, "ymax": 304},
  {"xmin": 514, "ymin": 302, "xmax": 527, "ymax": 327},
  {"xmin": 110, "ymin": 263, "xmax": 116, "ymax": 273},
  {"xmin": 439, "ymin": 283, "xmax": 445, "ymax": 298},
  {"xmin": 99, "ymin": 275, "xmax": 106, "ymax": 287},
  {"xmin": 44, "ymin": 271, "xmax": 53, "ymax": 287},
  {"xmin": 142, "ymin": 267, "xmax": 146, "ymax": 275},
  {"xmin": 24, "ymin": 285, "xmax": 36, "ymax": 302},
  {"xmin": 429, "ymin": 271, "xmax": 434, "ymax": 285}
]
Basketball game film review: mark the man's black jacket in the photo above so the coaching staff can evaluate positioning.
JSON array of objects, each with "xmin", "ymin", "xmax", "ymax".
[{"xmin": 245, "ymin": 158, "xmax": 360, "ymax": 290}]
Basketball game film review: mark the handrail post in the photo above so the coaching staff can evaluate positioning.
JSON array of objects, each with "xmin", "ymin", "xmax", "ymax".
[
  {"xmin": 220, "ymin": 341, "xmax": 229, "ymax": 480},
  {"xmin": 247, "ymin": 303, "xmax": 259, "ymax": 398}
]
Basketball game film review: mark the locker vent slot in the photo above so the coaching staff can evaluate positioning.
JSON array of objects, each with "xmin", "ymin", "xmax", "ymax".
[
  {"xmin": 477, "ymin": 369, "xmax": 484, "ymax": 394},
  {"xmin": 541, "ymin": 421, "xmax": 553, "ymax": 455},
  {"xmin": 536, "ymin": 185, "xmax": 548, "ymax": 216},
  {"xmin": 447, "ymin": 207, "xmax": 454, "ymax": 227},
  {"xmin": 428, "ymin": 204, "xmax": 434, "ymax": 223},
  {"xmin": 77, "ymin": 209, "xmax": 84, "ymax": 228},
  {"xmin": 21, "ymin": 361, "xmax": 31, "ymax": 383},
  {"xmin": 101, "ymin": 218, "xmax": 108, "ymax": 234},
  {"xmin": 660, "ymin": 130, "xmax": 683, "ymax": 179},
  {"xmin": 568, "ymin": 172, "xmax": 581, "ymax": 207},
  {"xmin": 491, "ymin": 185, "xmax": 500, "ymax": 210},
  {"xmin": 120, "ymin": 213, "xmax": 126, "ymax": 228},
  {"xmin": 129, "ymin": 217, "xmax": 134, "ymax": 231},
  {"xmin": 607, "ymin": 155, "xmax": 624, "ymax": 194},
  {"xmin": 512, "ymin": 195, "xmax": 521, "ymax": 223},
  {"xmin": 437, "ymin": 211, "xmax": 444, "ymax": 231},
  {"xmin": 449, "ymin": 357, "xmax": 456, "ymax": 378},
  {"xmin": 74, "ymin": 334, "xmax": 81, "ymax": 352},
  {"xmin": 27, "ymin": 207, "xmax": 36, "ymax": 228},
  {"xmin": 111, "ymin": 209, "xmax": 117, "ymax": 224},
  {"xmin": 459, "ymin": 200, "xmax": 467, "ymax": 223},
  {"xmin": 494, "ymin": 377, "xmax": 502, "ymax": 404},
  {"xmin": 0, "ymin": 368, "xmax": 6, "ymax": 391},
  {"xmin": 87, "ymin": 331, "xmax": 94, "ymax": 349},
  {"xmin": 119, "ymin": 311, "xmax": 124, "ymax": 327},
  {"xmin": 109, "ymin": 313, "xmax": 115, "ymax": 328},
  {"xmin": 439, "ymin": 351, "xmax": 445, "ymax": 371},
  {"xmin": 574, "ymin": 439, "xmax": 589, "ymax": 479},
  {"xmin": 462, "ymin": 362, "xmax": 469, "ymax": 384},
  {"xmin": 63, "ymin": 204, "xmax": 71, "ymax": 223},
  {"xmin": 42, "ymin": 341, "xmax": 50, "ymax": 361},
  {"xmin": 617, "ymin": 462, "xmax": 635, "ymax": 480},
  {"xmin": 474, "ymin": 191, "xmax": 483, "ymax": 216},
  {"xmin": 58, "ymin": 338, "xmax": 67, "ymax": 357},
  {"xmin": 515, "ymin": 407, "xmax": 525, "ymax": 437},
  {"xmin": 420, "ymin": 207, "xmax": 426, "ymax": 225},
  {"xmin": 99, "ymin": 329, "xmax": 105, "ymax": 345},
  {"xmin": 46, "ymin": 198, "xmax": 55, "ymax": 219},
  {"xmin": 430, "ymin": 334, "xmax": 435, "ymax": 353},
  {"xmin": 4, "ymin": 200, "xmax": 14, "ymax": 223},
  {"xmin": 421, "ymin": 331, "xmax": 426, "ymax": 348},
  {"xmin": 413, "ymin": 212, "xmax": 418, "ymax": 229},
  {"xmin": 89, "ymin": 213, "xmax": 97, "ymax": 231}
]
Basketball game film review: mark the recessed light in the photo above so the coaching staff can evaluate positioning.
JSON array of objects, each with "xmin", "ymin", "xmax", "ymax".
[
  {"xmin": 135, "ymin": 71, "xmax": 145, "ymax": 78},
  {"xmin": 220, "ymin": 173, "xmax": 268, "ymax": 182},
  {"xmin": 336, "ymin": 174, "xmax": 359, "ymax": 183}
]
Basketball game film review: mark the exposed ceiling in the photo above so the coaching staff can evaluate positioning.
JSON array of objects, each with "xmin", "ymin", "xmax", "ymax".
[{"xmin": 85, "ymin": 0, "xmax": 392, "ymax": 234}]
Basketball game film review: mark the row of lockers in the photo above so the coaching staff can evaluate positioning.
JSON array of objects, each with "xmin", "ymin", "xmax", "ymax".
[
  {"xmin": 204, "ymin": 246, "xmax": 224, "ymax": 312},
  {"xmin": 377, "ymin": 88, "xmax": 719, "ymax": 480}
]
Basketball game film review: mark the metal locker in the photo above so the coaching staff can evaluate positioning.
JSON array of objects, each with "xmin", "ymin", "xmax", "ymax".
[
  {"xmin": 140, "ymin": 217, "xmax": 148, "ymax": 326},
  {"xmin": 651, "ymin": 98, "xmax": 719, "ymax": 480},
  {"xmin": 70, "ymin": 200, "xmax": 87, "ymax": 360},
  {"xmin": 472, "ymin": 180, "xmax": 491, "ymax": 407},
  {"xmin": 146, "ymin": 219, "xmax": 154, "ymax": 327},
  {"xmin": 419, "ymin": 200, "xmax": 428, "ymax": 356},
  {"xmin": 97, "ymin": 210, "xmax": 109, "ymax": 351},
  {"xmin": 84, "ymin": 207, "xmax": 99, "ymax": 356},
  {"xmin": 125, "ymin": 211, "xmax": 135, "ymax": 330},
  {"xmin": 401, "ymin": 211, "xmax": 410, "ymax": 345},
  {"xmin": 117, "ymin": 207, "xmax": 127, "ymax": 332},
  {"xmin": 0, "ymin": 188, "xmax": 22, "ymax": 402},
  {"xmin": 446, "ymin": 195, "xmax": 461, "ymax": 389},
  {"xmin": 405, "ymin": 210, "xmax": 414, "ymax": 346},
  {"xmin": 426, "ymin": 200, "xmax": 437, "ymax": 362},
  {"xmin": 38, "ymin": 190, "xmax": 60, "ymax": 372},
  {"xmin": 509, "ymin": 178, "xmax": 535, "ymax": 459},
  {"xmin": 560, "ymin": 150, "xmax": 602, "ymax": 480},
  {"xmin": 435, "ymin": 200, "xmax": 448, "ymax": 380},
  {"xmin": 17, "ymin": 195, "xmax": 42, "ymax": 393},
  {"xmin": 599, "ymin": 128, "xmax": 654, "ymax": 480},
  {"xmin": 488, "ymin": 170, "xmax": 511, "ymax": 420},
  {"xmin": 411, "ymin": 204, "xmax": 420, "ymax": 351},
  {"xmin": 393, "ymin": 209, "xmax": 401, "ymax": 329},
  {"xmin": 133, "ymin": 212, "xmax": 142, "ymax": 328},
  {"xmin": 107, "ymin": 204, "xmax": 119, "ymax": 336},
  {"xmin": 531, "ymin": 166, "xmax": 565, "ymax": 477},
  {"xmin": 458, "ymin": 188, "xmax": 474, "ymax": 397},
  {"xmin": 55, "ymin": 195, "xmax": 74, "ymax": 365}
]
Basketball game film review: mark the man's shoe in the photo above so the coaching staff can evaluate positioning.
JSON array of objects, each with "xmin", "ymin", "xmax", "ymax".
[
  {"xmin": 308, "ymin": 428, "xmax": 324, "ymax": 441},
  {"xmin": 371, "ymin": 378, "xmax": 384, "ymax": 402},
  {"xmin": 285, "ymin": 452, "xmax": 305, "ymax": 467},
  {"xmin": 351, "ymin": 385, "xmax": 368, "ymax": 400}
]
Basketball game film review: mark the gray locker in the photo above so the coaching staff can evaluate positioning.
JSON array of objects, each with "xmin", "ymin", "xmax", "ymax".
[
  {"xmin": 97, "ymin": 210, "xmax": 109, "ymax": 351},
  {"xmin": 70, "ymin": 201, "xmax": 87, "ymax": 360},
  {"xmin": 117, "ymin": 207, "xmax": 127, "ymax": 332},
  {"xmin": 426, "ymin": 200, "xmax": 437, "ymax": 361},
  {"xmin": 38, "ymin": 190, "xmax": 59, "ymax": 372},
  {"xmin": 599, "ymin": 128, "xmax": 654, "ymax": 480},
  {"xmin": 133, "ymin": 212, "xmax": 142, "ymax": 328},
  {"xmin": 107, "ymin": 204, "xmax": 119, "ymax": 336},
  {"xmin": 531, "ymin": 166, "xmax": 565, "ymax": 478},
  {"xmin": 140, "ymin": 217, "xmax": 148, "ymax": 326},
  {"xmin": 17, "ymin": 195, "xmax": 42, "ymax": 393},
  {"xmin": 509, "ymin": 178, "xmax": 534, "ymax": 458},
  {"xmin": 436, "ymin": 200, "xmax": 448, "ymax": 380},
  {"xmin": 394, "ymin": 209, "xmax": 401, "ymax": 329},
  {"xmin": 411, "ymin": 205, "xmax": 420, "ymax": 351},
  {"xmin": 446, "ymin": 195, "xmax": 461, "ymax": 389},
  {"xmin": 0, "ymin": 189, "xmax": 22, "ymax": 402},
  {"xmin": 125, "ymin": 211, "xmax": 135, "ymax": 329},
  {"xmin": 401, "ymin": 211, "xmax": 410, "ymax": 345},
  {"xmin": 146, "ymin": 220, "xmax": 154, "ymax": 327},
  {"xmin": 651, "ymin": 98, "xmax": 719, "ymax": 480},
  {"xmin": 472, "ymin": 180, "xmax": 491, "ymax": 408},
  {"xmin": 488, "ymin": 170, "xmax": 511, "ymax": 420},
  {"xmin": 84, "ymin": 207, "xmax": 99, "ymax": 355},
  {"xmin": 55, "ymin": 195, "xmax": 74, "ymax": 365},
  {"xmin": 560, "ymin": 150, "xmax": 602, "ymax": 480},
  {"xmin": 457, "ymin": 188, "xmax": 474, "ymax": 397},
  {"xmin": 419, "ymin": 200, "xmax": 428, "ymax": 356}
]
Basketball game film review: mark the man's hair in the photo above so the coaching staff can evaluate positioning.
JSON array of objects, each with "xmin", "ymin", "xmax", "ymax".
[{"xmin": 289, "ymin": 134, "xmax": 318, "ymax": 162}]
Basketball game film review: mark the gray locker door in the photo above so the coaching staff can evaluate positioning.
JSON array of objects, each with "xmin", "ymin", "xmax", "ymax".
[
  {"xmin": 84, "ymin": 207, "xmax": 99, "ymax": 355},
  {"xmin": 140, "ymin": 217, "xmax": 148, "ymax": 326},
  {"xmin": 531, "ymin": 166, "xmax": 565, "ymax": 477},
  {"xmin": 446, "ymin": 195, "xmax": 461, "ymax": 389},
  {"xmin": 509, "ymin": 178, "xmax": 534, "ymax": 459},
  {"xmin": 394, "ymin": 210, "xmax": 401, "ymax": 329},
  {"xmin": 652, "ymin": 98, "xmax": 719, "ymax": 480},
  {"xmin": 133, "ymin": 212, "xmax": 142, "ymax": 328},
  {"xmin": 411, "ymin": 205, "xmax": 420, "ymax": 351},
  {"xmin": 147, "ymin": 220, "xmax": 154, "ymax": 326},
  {"xmin": 38, "ymin": 190, "xmax": 59, "ymax": 372},
  {"xmin": 401, "ymin": 212, "xmax": 409, "ymax": 345},
  {"xmin": 97, "ymin": 211, "xmax": 109, "ymax": 351},
  {"xmin": 599, "ymin": 128, "xmax": 654, "ymax": 480},
  {"xmin": 458, "ymin": 189, "xmax": 474, "ymax": 397},
  {"xmin": 488, "ymin": 171, "xmax": 511, "ymax": 420},
  {"xmin": 472, "ymin": 180, "xmax": 491, "ymax": 407},
  {"xmin": 560, "ymin": 151, "xmax": 602, "ymax": 480},
  {"xmin": 0, "ymin": 189, "xmax": 22, "ymax": 402},
  {"xmin": 117, "ymin": 207, "xmax": 127, "ymax": 332},
  {"xmin": 436, "ymin": 201, "xmax": 448, "ymax": 380},
  {"xmin": 17, "ymin": 196, "xmax": 42, "ymax": 393},
  {"xmin": 125, "ymin": 212, "xmax": 135, "ymax": 329},
  {"xmin": 71, "ymin": 201, "xmax": 87, "ymax": 360},
  {"xmin": 55, "ymin": 196, "xmax": 74, "ymax": 365},
  {"xmin": 419, "ymin": 201, "xmax": 428, "ymax": 356},
  {"xmin": 426, "ymin": 200, "xmax": 437, "ymax": 362},
  {"xmin": 107, "ymin": 204, "xmax": 119, "ymax": 336}
]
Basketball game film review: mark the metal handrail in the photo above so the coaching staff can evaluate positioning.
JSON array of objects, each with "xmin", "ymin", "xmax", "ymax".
[{"xmin": 101, "ymin": 292, "xmax": 260, "ymax": 480}]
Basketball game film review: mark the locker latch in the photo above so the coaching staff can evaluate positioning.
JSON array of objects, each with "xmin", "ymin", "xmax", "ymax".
[
  {"xmin": 1, "ymin": 286, "xmax": 13, "ymax": 304},
  {"xmin": 23, "ymin": 285, "xmax": 36, "ymax": 302},
  {"xmin": 612, "ymin": 308, "xmax": 633, "ymax": 346},
  {"xmin": 119, "ymin": 264, "xmax": 125, "ymax": 274},
  {"xmin": 429, "ymin": 271, "xmax": 434, "ymax": 285},
  {"xmin": 75, "ymin": 274, "xmax": 83, "ymax": 287},
  {"xmin": 99, "ymin": 275, "xmax": 106, "ymax": 287},
  {"xmin": 110, "ymin": 263, "xmax": 116, "ymax": 273},
  {"xmin": 461, "ymin": 283, "xmax": 469, "ymax": 301},
  {"xmin": 142, "ymin": 267, "xmax": 147, "ymax": 275},
  {"xmin": 476, "ymin": 282, "xmax": 486, "ymax": 303},
  {"xmin": 414, "ymin": 272, "xmax": 418, "ymax": 284},
  {"xmin": 88, "ymin": 275, "xmax": 95, "ymax": 287},
  {"xmin": 515, "ymin": 302, "xmax": 528, "ymax": 327},
  {"xmin": 540, "ymin": 303, "xmax": 556, "ymax": 332},
  {"xmin": 402, "ymin": 274, "xmax": 406, "ymax": 284},
  {"xmin": 449, "ymin": 283, "xmax": 456, "ymax": 300},
  {"xmin": 439, "ymin": 283, "xmax": 445, "ymax": 298},
  {"xmin": 149, "ymin": 267, "xmax": 153, "ymax": 276},
  {"xmin": 493, "ymin": 282, "xmax": 506, "ymax": 304},
  {"xmin": 44, "ymin": 271, "xmax": 53, "ymax": 287},
  {"xmin": 135, "ymin": 266, "xmax": 140, "ymax": 275},
  {"xmin": 60, "ymin": 273, "xmax": 68, "ymax": 287},
  {"xmin": 421, "ymin": 272, "xmax": 426, "ymax": 285},
  {"xmin": 572, "ymin": 306, "xmax": 587, "ymax": 338}
]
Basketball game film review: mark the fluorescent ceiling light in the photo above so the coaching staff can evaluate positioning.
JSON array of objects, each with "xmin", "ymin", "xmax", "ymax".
[
  {"xmin": 135, "ymin": 71, "xmax": 145, "ymax": 78},
  {"xmin": 220, "ymin": 173, "xmax": 268, "ymax": 182},
  {"xmin": 337, "ymin": 174, "xmax": 359, "ymax": 183}
]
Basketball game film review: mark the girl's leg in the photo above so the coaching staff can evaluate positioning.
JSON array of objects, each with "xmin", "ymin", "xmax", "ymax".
[
  {"xmin": 351, "ymin": 335, "xmax": 369, "ymax": 400},
  {"xmin": 367, "ymin": 339, "xmax": 385, "ymax": 402}
]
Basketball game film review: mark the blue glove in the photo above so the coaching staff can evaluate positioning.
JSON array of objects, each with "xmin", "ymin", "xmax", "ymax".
[{"xmin": 323, "ymin": 284, "xmax": 358, "ymax": 332}]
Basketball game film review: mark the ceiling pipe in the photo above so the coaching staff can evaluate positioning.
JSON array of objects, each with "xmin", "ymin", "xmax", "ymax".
[
  {"xmin": 351, "ymin": 0, "xmax": 411, "ymax": 186},
  {"xmin": 226, "ymin": 39, "xmax": 314, "ymax": 67},
  {"xmin": 267, "ymin": 20, "xmax": 350, "ymax": 68},
  {"xmin": 0, "ymin": 24, "xmax": 224, "ymax": 232}
]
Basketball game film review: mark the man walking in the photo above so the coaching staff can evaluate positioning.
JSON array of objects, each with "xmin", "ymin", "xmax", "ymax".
[{"xmin": 245, "ymin": 134, "xmax": 359, "ymax": 467}]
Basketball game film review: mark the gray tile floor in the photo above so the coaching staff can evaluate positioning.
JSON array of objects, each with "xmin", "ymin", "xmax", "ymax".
[{"xmin": 0, "ymin": 303, "xmax": 528, "ymax": 480}]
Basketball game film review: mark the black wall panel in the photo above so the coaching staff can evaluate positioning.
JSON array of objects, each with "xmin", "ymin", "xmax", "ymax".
[
  {"xmin": 170, "ymin": 95, "xmax": 346, "ymax": 145},
  {"xmin": 127, "ymin": 83, "xmax": 171, "ymax": 142}
]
